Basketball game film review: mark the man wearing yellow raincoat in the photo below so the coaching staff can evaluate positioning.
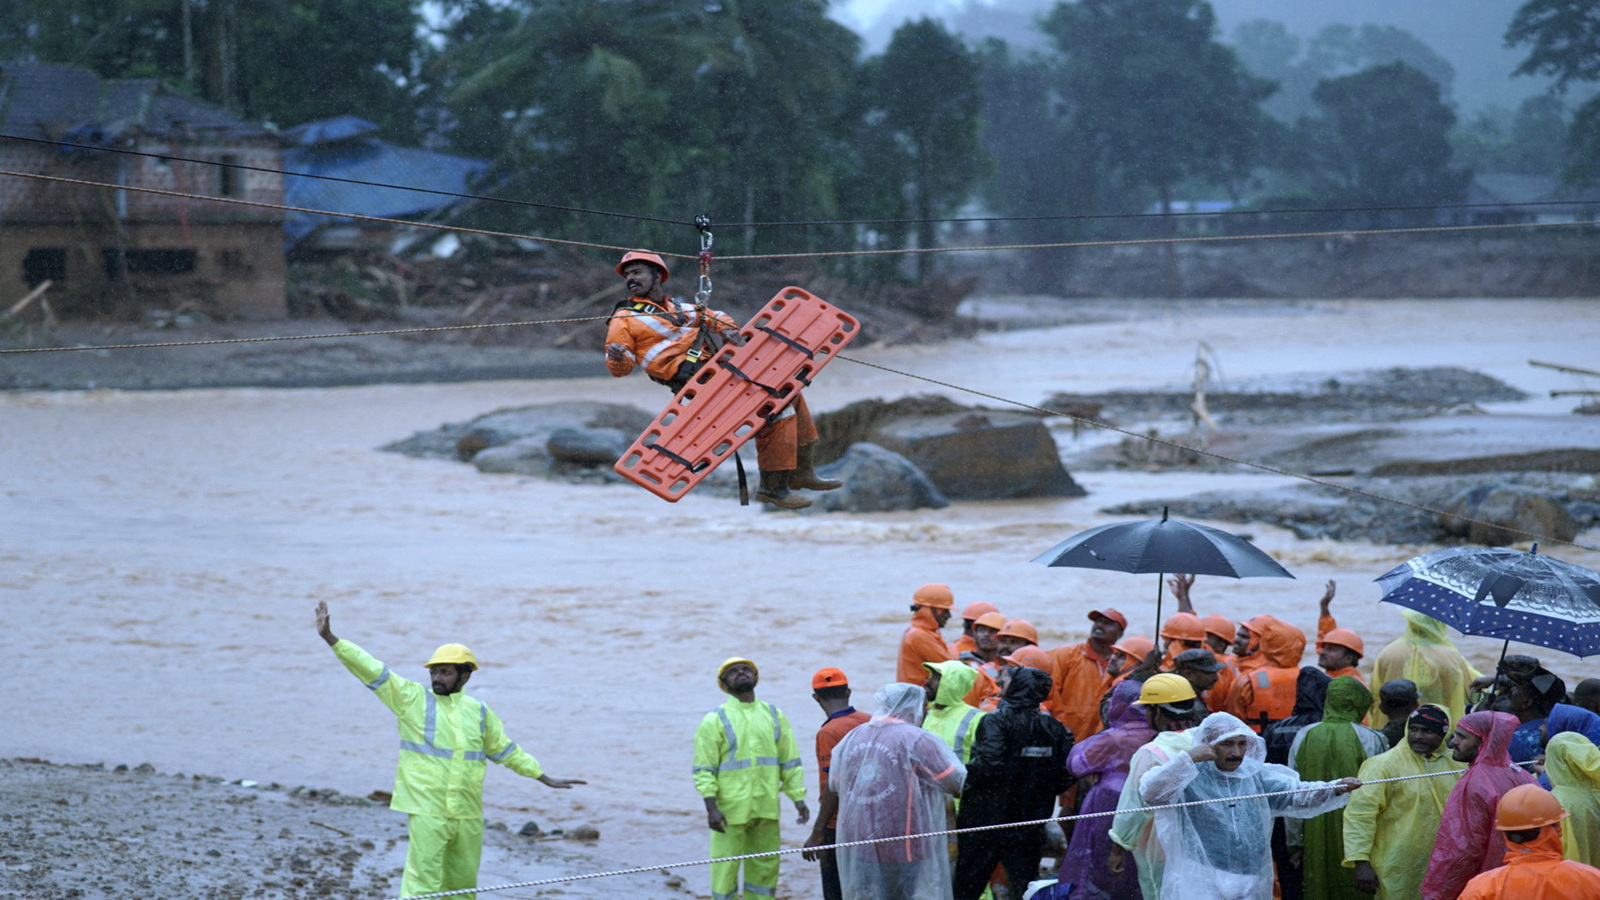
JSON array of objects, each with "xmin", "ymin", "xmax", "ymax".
[
  {"xmin": 694, "ymin": 658, "xmax": 809, "ymax": 900},
  {"xmin": 1369, "ymin": 610, "xmax": 1479, "ymax": 728},
  {"xmin": 1543, "ymin": 732, "xmax": 1600, "ymax": 866},
  {"xmin": 1341, "ymin": 705, "xmax": 1462, "ymax": 899},
  {"xmin": 315, "ymin": 602, "xmax": 583, "ymax": 900}
]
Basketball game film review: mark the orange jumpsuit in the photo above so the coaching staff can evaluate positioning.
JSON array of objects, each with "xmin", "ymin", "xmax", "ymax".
[
  {"xmin": 1047, "ymin": 642, "xmax": 1113, "ymax": 741},
  {"xmin": 1227, "ymin": 616, "xmax": 1308, "ymax": 733},
  {"xmin": 604, "ymin": 293, "xmax": 818, "ymax": 470},
  {"xmin": 898, "ymin": 607, "xmax": 954, "ymax": 685},
  {"xmin": 1458, "ymin": 825, "xmax": 1600, "ymax": 900}
]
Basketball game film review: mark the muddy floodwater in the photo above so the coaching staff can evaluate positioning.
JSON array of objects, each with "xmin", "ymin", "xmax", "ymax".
[{"xmin": 4, "ymin": 297, "xmax": 1599, "ymax": 899}]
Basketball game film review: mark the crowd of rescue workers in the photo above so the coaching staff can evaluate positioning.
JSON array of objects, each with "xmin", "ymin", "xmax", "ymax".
[{"xmin": 317, "ymin": 570, "xmax": 1600, "ymax": 900}]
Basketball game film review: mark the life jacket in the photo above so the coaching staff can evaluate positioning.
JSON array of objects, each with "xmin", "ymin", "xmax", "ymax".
[{"xmin": 1237, "ymin": 666, "xmax": 1300, "ymax": 734}]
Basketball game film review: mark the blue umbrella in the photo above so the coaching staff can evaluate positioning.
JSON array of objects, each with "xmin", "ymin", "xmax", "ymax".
[
  {"xmin": 1033, "ymin": 507, "xmax": 1294, "ymax": 631},
  {"xmin": 1376, "ymin": 544, "xmax": 1600, "ymax": 660}
]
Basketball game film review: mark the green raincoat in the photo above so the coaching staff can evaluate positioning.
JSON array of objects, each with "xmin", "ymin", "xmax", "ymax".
[{"xmin": 1291, "ymin": 677, "xmax": 1388, "ymax": 900}]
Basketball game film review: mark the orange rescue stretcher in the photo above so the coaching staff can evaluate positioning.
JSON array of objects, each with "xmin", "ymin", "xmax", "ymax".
[{"xmin": 614, "ymin": 286, "xmax": 859, "ymax": 501}]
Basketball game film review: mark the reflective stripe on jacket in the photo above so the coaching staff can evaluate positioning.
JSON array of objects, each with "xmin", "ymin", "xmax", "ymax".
[
  {"xmin": 333, "ymin": 640, "xmax": 543, "ymax": 818},
  {"xmin": 604, "ymin": 296, "xmax": 738, "ymax": 383},
  {"xmin": 693, "ymin": 697, "xmax": 805, "ymax": 825}
]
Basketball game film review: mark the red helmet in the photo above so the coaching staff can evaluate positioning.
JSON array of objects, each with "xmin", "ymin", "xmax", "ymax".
[{"xmin": 616, "ymin": 250, "xmax": 670, "ymax": 282}]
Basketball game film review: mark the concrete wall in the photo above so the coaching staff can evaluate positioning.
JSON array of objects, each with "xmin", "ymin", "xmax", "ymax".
[{"xmin": 0, "ymin": 137, "xmax": 287, "ymax": 318}]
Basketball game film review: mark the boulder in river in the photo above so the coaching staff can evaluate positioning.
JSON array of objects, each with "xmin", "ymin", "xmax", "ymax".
[
  {"xmin": 1440, "ymin": 482, "xmax": 1580, "ymax": 546},
  {"xmin": 800, "ymin": 443, "xmax": 949, "ymax": 513},
  {"xmin": 814, "ymin": 395, "xmax": 1084, "ymax": 501}
]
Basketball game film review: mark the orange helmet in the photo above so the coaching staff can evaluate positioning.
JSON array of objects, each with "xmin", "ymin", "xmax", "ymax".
[
  {"xmin": 1001, "ymin": 644, "xmax": 1053, "ymax": 671},
  {"xmin": 973, "ymin": 611, "xmax": 1007, "ymax": 631},
  {"xmin": 1113, "ymin": 635, "xmax": 1155, "ymax": 660},
  {"xmin": 997, "ymin": 619, "xmax": 1038, "ymax": 645},
  {"xmin": 1201, "ymin": 614, "xmax": 1236, "ymax": 642},
  {"xmin": 1160, "ymin": 613, "xmax": 1206, "ymax": 643},
  {"xmin": 616, "ymin": 250, "xmax": 670, "ymax": 281},
  {"xmin": 912, "ymin": 583, "xmax": 955, "ymax": 609},
  {"xmin": 1495, "ymin": 783, "xmax": 1570, "ymax": 830},
  {"xmin": 1317, "ymin": 627, "xmax": 1365, "ymax": 657},
  {"xmin": 961, "ymin": 601, "xmax": 999, "ymax": 621}
]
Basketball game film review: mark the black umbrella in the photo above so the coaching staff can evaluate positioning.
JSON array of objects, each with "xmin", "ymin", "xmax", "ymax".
[
  {"xmin": 1376, "ymin": 544, "xmax": 1600, "ymax": 677},
  {"xmin": 1032, "ymin": 507, "xmax": 1295, "ymax": 630}
]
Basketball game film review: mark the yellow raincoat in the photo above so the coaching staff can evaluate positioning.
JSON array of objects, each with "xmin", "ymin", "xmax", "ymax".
[
  {"xmin": 1341, "ymin": 739, "xmax": 1463, "ymax": 900},
  {"xmin": 1544, "ymin": 732, "xmax": 1600, "ymax": 867},
  {"xmin": 333, "ymin": 640, "xmax": 545, "ymax": 900},
  {"xmin": 1369, "ymin": 611, "xmax": 1479, "ymax": 729},
  {"xmin": 694, "ymin": 696, "xmax": 805, "ymax": 900},
  {"xmin": 923, "ymin": 660, "xmax": 987, "ymax": 764}
]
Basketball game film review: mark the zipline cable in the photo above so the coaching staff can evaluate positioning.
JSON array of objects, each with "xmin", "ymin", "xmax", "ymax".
[
  {"xmin": 5, "ymin": 167, "xmax": 1599, "ymax": 270},
  {"xmin": 8, "ymin": 132, "xmax": 1595, "ymax": 231},
  {"xmin": 394, "ymin": 766, "xmax": 1466, "ymax": 900}
]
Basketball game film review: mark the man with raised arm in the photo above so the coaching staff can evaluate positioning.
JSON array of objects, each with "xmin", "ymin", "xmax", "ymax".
[{"xmin": 314, "ymin": 601, "xmax": 582, "ymax": 900}]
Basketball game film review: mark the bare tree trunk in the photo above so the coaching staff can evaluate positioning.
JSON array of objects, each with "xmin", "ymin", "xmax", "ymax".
[{"xmin": 1160, "ymin": 181, "xmax": 1181, "ymax": 298}]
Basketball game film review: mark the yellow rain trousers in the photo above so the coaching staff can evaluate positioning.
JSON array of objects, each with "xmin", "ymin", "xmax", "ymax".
[
  {"xmin": 334, "ymin": 640, "xmax": 545, "ymax": 900},
  {"xmin": 1369, "ymin": 611, "xmax": 1480, "ymax": 729},
  {"xmin": 694, "ymin": 697, "xmax": 805, "ymax": 900},
  {"xmin": 1544, "ymin": 732, "xmax": 1600, "ymax": 867},
  {"xmin": 1341, "ymin": 741, "xmax": 1463, "ymax": 900}
]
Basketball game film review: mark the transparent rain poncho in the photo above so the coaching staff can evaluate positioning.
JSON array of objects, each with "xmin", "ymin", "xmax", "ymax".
[
  {"xmin": 1139, "ymin": 712, "xmax": 1352, "ymax": 900},
  {"xmin": 830, "ymin": 683, "xmax": 966, "ymax": 900}
]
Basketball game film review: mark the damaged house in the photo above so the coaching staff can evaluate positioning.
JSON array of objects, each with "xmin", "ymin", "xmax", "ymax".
[{"xmin": 0, "ymin": 61, "xmax": 285, "ymax": 319}]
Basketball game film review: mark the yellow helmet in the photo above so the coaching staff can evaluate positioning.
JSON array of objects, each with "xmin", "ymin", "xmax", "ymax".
[
  {"xmin": 425, "ymin": 643, "xmax": 478, "ymax": 671},
  {"xmin": 1133, "ymin": 673, "xmax": 1198, "ymax": 706},
  {"xmin": 718, "ymin": 656, "xmax": 759, "ymax": 693}
]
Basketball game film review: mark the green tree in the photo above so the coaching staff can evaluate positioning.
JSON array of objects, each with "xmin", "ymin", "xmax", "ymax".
[
  {"xmin": 1295, "ymin": 62, "xmax": 1468, "ymax": 214},
  {"xmin": 1452, "ymin": 95, "xmax": 1569, "ymax": 177},
  {"xmin": 861, "ymin": 17, "xmax": 986, "ymax": 279},
  {"xmin": 0, "ymin": 0, "xmax": 424, "ymax": 138},
  {"xmin": 1507, "ymin": 0, "xmax": 1600, "ymax": 181},
  {"xmin": 1232, "ymin": 19, "xmax": 1454, "ymax": 125}
]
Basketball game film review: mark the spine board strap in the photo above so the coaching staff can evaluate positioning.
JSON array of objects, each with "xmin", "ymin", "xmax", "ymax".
[{"xmin": 753, "ymin": 325, "xmax": 815, "ymax": 359}]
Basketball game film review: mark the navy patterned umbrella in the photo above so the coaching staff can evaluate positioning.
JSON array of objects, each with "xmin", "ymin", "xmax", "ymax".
[{"xmin": 1376, "ymin": 544, "xmax": 1600, "ymax": 659}]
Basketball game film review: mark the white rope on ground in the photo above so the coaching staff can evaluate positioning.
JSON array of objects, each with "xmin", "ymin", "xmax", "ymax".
[{"xmin": 393, "ymin": 766, "xmax": 1473, "ymax": 900}]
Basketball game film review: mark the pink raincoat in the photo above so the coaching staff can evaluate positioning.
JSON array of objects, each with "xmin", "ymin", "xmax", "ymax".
[{"xmin": 1421, "ymin": 711, "xmax": 1537, "ymax": 900}]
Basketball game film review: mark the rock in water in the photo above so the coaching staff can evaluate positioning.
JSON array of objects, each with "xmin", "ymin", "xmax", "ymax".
[
  {"xmin": 1441, "ymin": 483, "xmax": 1580, "ymax": 545},
  {"xmin": 800, "ymin": 443, "xmax": 948, "ymax": 513}
]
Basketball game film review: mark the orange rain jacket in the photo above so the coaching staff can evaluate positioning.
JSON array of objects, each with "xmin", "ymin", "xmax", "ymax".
[
  {"xmin": 1318, "ymin": 613, "xmax": 1366, "ymax": 683},
  {"xmin": 898, "ymin": 607, "xmax": 955, "ymax": 685},
  {"xmin": 604, "ymin": 294, "xmax": 738, "ymax": 384},
  {"xmin": 1458, "ymin": 825, "xmax": 1600, "ymax": 900},
  {"xmin": 1048, "ymin": 642, "xmax": 1114, "ymax": 742},
  {"xmin": 1228, "ymin": 616, "xmax": 1308, "ymax": 733}
]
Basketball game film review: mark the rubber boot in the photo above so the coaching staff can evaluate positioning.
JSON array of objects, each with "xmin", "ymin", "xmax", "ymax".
[
  {"xmin": 755, "ymin": 470, "xmax": 811, "ymax": 510},
  {"xmin": 789, "ymin": 444, "xmax": 842, "ymax": 492}
]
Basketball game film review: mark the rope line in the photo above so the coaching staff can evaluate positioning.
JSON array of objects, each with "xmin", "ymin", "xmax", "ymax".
[
  {"xmin": 0, "ymin": 133, "xmax": 692, "ymax": 228},
  {"xmin": 834, "ymin": 353, "xmax": 1600, "ymax": 554},
  {"xmin": 394, "ymin": 767, "xmax": 1461, "ymax": 900},
  {"xmin": 9, "ymin": 132, "xmax": 1596, "ymax": 232},
  {"xmin": 714, "ymin": 216, "xmax": 1600, "ymax": 261},
  {"xmin": 4, "ymin": 166, "xmax": 1598, "ymax": 267},
  {"xmin": 0, "ymin": 313, "xmax": 619, "ymax": 354}
]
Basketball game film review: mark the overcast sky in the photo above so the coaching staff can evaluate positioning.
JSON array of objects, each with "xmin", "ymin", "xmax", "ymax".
[{"xmin": 834, "ymin": 0, "xmax": 1557, "ymax": 114}]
